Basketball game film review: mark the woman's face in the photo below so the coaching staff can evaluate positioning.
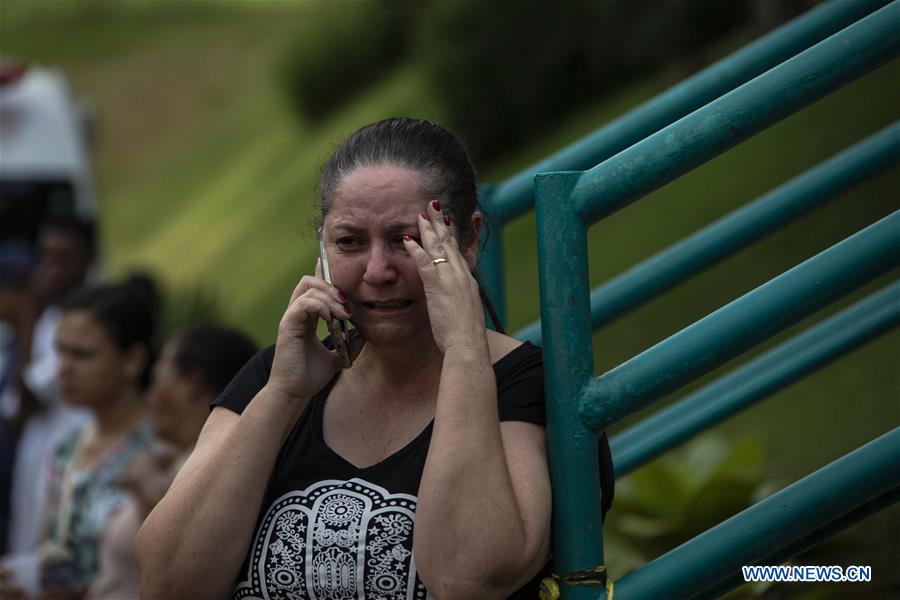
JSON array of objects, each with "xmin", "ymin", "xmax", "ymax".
[
  {"xmin": 147, "ymin": 340, "xmax": 201, "ymax": 446},
  {"xmin": 323, "ymin": 163, "xmax": 469, "ymax": 347},
  {"xmin": 55, "ymin": 310, "xmax": 140, "ymax": 409}
]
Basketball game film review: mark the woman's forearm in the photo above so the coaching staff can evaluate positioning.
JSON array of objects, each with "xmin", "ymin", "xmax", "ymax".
[
  {"xmin": 414, "ymin": 346, "xmax": 538, "ymax": 597},
  {"xmin": 135, "ymin": 387, "xmax": 308, "ymax": 599}
]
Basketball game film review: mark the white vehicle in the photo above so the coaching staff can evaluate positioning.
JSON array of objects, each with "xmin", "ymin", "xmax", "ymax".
[{"xmin": 0, "ymin": 60, "xmax": 97, "ymax": 243}]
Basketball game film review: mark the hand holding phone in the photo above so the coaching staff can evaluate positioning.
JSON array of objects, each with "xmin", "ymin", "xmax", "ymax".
[{"xmin": 318, "ymin": 230, "xmax": 353, "ymax": 368}]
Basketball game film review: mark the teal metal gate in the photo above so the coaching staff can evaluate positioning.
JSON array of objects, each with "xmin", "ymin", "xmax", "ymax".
[{"xmin": 476, "ymin": 1, "xmax": 900, "ymax": 597}]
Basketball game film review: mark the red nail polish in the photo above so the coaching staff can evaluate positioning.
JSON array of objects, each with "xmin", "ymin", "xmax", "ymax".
[
  {"xmin": 443, "ymin": 214, "xmax": 450, "ymax": 226},
  {"xmin": 337, "ymin": 291, "xmax": 346, "ymax": 303},
  {"xmin": 432, "ymin": 200, "xmax": 441, "ymax": 211},
  {"xmin": 403, "ymin": 235, "xmax": 412, "ymax": 241},
  {"xmin": 420, "ymin": 212, "xmax": 428, "ymax": 220}
]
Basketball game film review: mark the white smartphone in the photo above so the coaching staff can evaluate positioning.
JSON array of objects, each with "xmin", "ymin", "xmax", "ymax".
[{"xmin": 317, "ymin": 229, "xmax": 353, "ymax": 368}]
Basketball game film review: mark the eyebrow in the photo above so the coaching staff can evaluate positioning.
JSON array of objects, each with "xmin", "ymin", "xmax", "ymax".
[{"xmin": 330, "ymin": 222, "xmax": 419, "ymax": 234}]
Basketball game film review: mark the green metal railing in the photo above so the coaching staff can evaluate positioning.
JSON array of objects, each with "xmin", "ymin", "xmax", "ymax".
[
  {"xmin": 516, "ymin": 122, "xmax": 900, "ymax": 344},
  {"xmin": 578, "ymin": 212, "xmax": 899, "ymax": 430},
  {"xmin": 614, "ymin": 429, "xmax": 900, "ymax": 599},
  {"xmin": 475, "ymin": 0, "xmax": 899, "ymax": 597},
  {"xmin": 480, "ymin": 0, "xmax": 894, "ymax": 325},
  {"xmin": 611, "ymin": 281, "xmax": 900, "ymax": 476}
]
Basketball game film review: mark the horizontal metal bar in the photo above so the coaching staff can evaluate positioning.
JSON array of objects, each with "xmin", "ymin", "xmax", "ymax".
[
  {"xmin": 611, "ymin": 280, "xmax": 900, "ymax": 476},
  {"xmin": 571, "ymin": 4, "xmax": 900, "ymax": 224},
  {"xmin": 484, "ymin": 0, "xmax": 890, "ymax": 223},
  {"xmin": 613, "ymin": 428, "xmax": 900, "ymax": 600},
  {"xmin": 694, "ymin": 484, "xmax": 900, "ymax": 599},
  {"xmin": 581, "ymin": 211, "xmax": 900, "ymax": 431},
  {"xmin": 513, "ymin": 123, "xmax": 900, "ymax": 344}
]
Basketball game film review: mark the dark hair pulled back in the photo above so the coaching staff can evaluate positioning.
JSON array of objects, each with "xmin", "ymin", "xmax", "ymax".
[
  {"xmin": 170, "ymin": 325, "xmax": 258, "ymax": 397},
  {"xmin": 60, "ymin": 274, "xmax": 159, "ymax": 389},
  {"xmin": 317, "ymin": 117, "xmax": 503, "ymax": 331}
]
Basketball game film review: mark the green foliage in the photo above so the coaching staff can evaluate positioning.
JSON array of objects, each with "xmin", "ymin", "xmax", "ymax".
[
  {"xmin": 273, "ymin": 0, "xmax": 748, "ymax": 156},
  {"xmin": 605, "ymin": 435, "xmax": 779, "ymax": 586},
  {"xmin": 277, "ymin": 1, "xmax": 420, "ymax": 120},
  {"xmin": 418, "ymin": 0, "xmax": 749, "ymax": 164},
  {"xmin": 0, "ymin": 0, "xmax": 231, "ymax": 65},
  {"xmin": 158, "ymin": 283, "xmax": 226, "ymax": 342}
]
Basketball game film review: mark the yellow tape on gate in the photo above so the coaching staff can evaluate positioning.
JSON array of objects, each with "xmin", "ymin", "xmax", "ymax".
[{"xmin": 539, "ymin": 566, "xmax": 613, "ymax": 600}]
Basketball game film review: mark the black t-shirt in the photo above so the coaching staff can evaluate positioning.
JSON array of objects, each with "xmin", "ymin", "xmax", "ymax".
[{"xmin": 212, "ymin": 342, "xmax": 613, "ymax": 599}]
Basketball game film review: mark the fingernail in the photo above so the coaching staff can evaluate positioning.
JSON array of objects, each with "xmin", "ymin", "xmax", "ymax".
[
  {"xmin": 345, "ymin": 307, "xmax": 353, "ymax": 317},
  {"xmin": 337, "ymin": 291, "xmax": 346, "ymax": 303},
  {"xmin": 443, "ymin": 214, "xmax": 450, "ymax": 226},
  {"xmin": 403, "ymin": 235, "xmax": 412, "ymax": 241},
  {"xmin": 432, "ymin": 200, "xmax": 441, "ymax": 211},
  {"xmin": 420, "ymin": 212, "xmax": 428, "ymax": 220}
]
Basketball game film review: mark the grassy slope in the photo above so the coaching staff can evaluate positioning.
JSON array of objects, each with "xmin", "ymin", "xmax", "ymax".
[
  {"xmin": 1, "ymin": 0, "xmax": 447, "ymax": 340},
  {"xmin": 3, "ymin": 1, "xmax": 897, "ymax": 591}
]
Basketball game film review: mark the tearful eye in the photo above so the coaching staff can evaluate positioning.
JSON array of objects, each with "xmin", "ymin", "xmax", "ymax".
[{"xmin": 336, "ymin": 238, "xmax": 362, "ymax": 250}]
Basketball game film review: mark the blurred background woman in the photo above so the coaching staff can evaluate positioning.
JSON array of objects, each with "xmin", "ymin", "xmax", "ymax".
[
  {"xmin": 88, "ymin": 325, "xmax": 257, "ymax": 600},
  {"xmin": 39, "ymin": 278, "xmax": 157, "ymax": 597}
]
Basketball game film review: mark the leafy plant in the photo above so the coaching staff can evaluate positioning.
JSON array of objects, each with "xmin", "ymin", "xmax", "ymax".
[{"xmin": 604, "ymin": 434, "xmax": 782, "ymax": 597}]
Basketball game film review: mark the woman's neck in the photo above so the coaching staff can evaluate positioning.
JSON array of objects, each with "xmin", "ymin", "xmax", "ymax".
[
  {"xmin": 93, "ymin": 387, "xmax": 147, "ymax": 438},
  {"xmin": 352, "ymin": 333, "xmax": 444, "ymax": 401}
]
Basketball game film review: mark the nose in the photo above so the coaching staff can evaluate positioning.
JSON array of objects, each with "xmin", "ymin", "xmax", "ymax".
[{"xmin": 362, "ymin": 242, "xmax": 398, "ymax": 286}]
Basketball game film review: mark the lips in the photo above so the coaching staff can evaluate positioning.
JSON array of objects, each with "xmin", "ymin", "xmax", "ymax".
[{"xmin": 361, "ymin": 299, "xmax": 413, "ymax": 312}]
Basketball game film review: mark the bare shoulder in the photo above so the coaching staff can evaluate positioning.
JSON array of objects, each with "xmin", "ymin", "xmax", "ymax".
[{"xmin": 486, "ymin": 329, "xmax": 525, "ymax": 364}]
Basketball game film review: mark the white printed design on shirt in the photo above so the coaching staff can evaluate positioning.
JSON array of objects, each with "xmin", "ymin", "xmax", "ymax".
[{"xmin": 234, "ymin": 478, "xmax": 429, "ymax": 600}]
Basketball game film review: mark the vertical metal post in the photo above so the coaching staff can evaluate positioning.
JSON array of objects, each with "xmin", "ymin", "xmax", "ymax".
[
  {"xmin": 477, "ymin": 185, "xmax": 506, "ymax": 330},
  {"xmin": 535, "ymin": 172, "xmax": 606, "ymax": 599}
]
